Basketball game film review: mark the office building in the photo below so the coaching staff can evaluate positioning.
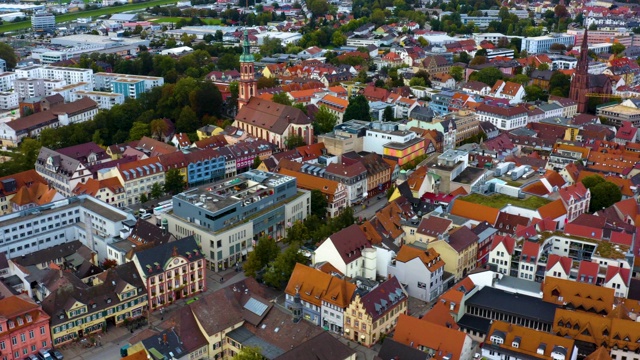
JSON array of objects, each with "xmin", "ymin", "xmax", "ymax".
[
  {"xmin": 521, "ymin": 34, "xmax": 575, "ymax": 54},
  {"xmin": 0, "ymin": 195, "xmax": 135, "ymax": 260},
  {"xmin": 162, "ymin": 170, "xmax": 310, "ymax": 272},
  {"xmin": 31, "ymin": 12, "xmax": 55, "ymax": 32}
]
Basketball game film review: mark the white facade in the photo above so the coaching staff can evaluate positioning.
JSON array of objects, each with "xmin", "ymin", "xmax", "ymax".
[
  {"xmin": 387, "ymin": 255, "xmax": 444, "ymax": 301},
  {"xmin": 488, "ymin": 241, "xmax": 512, "ymax": 275},
  {"xmin": 43, "ymin": 79, "xmax": 66, "ymax": 96},
  {"xmin": 93, "ymin": 72, "xmax": 164, "ymax": 92},
  {"xmin": 476, "ymin": 107, "xmax": 528, "ymax": 130},
  {"xmin": 313, "ymin": 241, "xmax": 373, "ymax": 280},
  {"xmin": 51, "ymin": 82, "xmax": 92, "ymax": 102},
  {"xmin": 491, "ymin": 82, "xmax": 525, "ymax": 105},
  {"xmin": 520, "ymin": 34, "xmax": 576, "ymax": 54},
  {"xmin": 546, "ymin": 261, "xmax": 570, "ymax": 280},
  {"xmin": 604, "ymin": 271, "xmax": 628, "ymax": 298},
  {"xmin": 0, "ymin": 195, "xmax": 134, "ymax": 260},
  {"xmin": 0, "ymin": 72, "xmax": 16, "ymax": 92},
  {"xmin": 0, "ymin": 91, "xmax": 18, "ymax": 110},
  {"xmin": 16, "ymin": 66, "xmax": 93, "ymax": 85},
  {"xmin": 57, "ymin": 106, "xmax": 99, "ymax": 126},
  {"xmin": 363, "ymin": 128, "xmax": 417, "ymax": 154},
  {"xmin": 71, "ymin": 90, "xmax": 124, "ymax": 110}
]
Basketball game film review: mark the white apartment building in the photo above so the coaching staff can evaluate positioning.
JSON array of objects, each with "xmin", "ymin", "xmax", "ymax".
[
  {"xmin": 475, "ymin": 103, "xmax": 528, "ymax": 130},
  {"xmin": 31, "ymin": 11, "xmax": 55, "ymax": 31},
  {"xmin": 93, "ymin": 72, "xmax": 164, "ymax": 92},
  {"xmin": 363, "ymin": 121, "xmax": 418, "ymax": 154},
  {"xmin": 43, "ymin": 78, "xmax": 66, "ymax": 96},
  {"xmin": 0, "ymin": 195, "xmax": 135, "ymax": 260},
  {"xmin": 99, "ymin": 157, "xmax": 164, "ymax": 205},
  {"xmin": 0, "ymin": 72, "xmax": 16, "ymax": 92},
  {"xmin": 14, "ymin": 78, "xmax": 45, "ymax": 100},
  {"xmin": 520, "ymin": 34, "xmax": 576, "ymax": 54},
  {"xmin": 0, "ymin": 92, "xmax": 18, "ymax": 110},
  {"xmin": 15, "ymin": 65, "xmax": 93, "ymax": 85},
  {"xmin": 71, "ymin": 90, "xmax": 124, "ymax": 110},
  {"xmin": 51, "ymin": 82, "xmax": 92, "ymax": 102}
]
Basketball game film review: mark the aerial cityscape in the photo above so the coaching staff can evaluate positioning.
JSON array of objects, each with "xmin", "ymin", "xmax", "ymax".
[{"xmin": 0, "ymin": 0, "xmax": 638, "ymax": 359}]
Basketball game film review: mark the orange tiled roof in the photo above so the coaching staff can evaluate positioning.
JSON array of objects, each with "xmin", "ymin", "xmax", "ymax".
[
  {"xmin": 450, "ymin": 198, "xmax": 500, "ymax": 224},
  {"xmin": 285, "ymin": 263, "xmax": 355, "ymax": 308},
  {"xmin": 543, "ymin": 277, "xmax": 614, "ymax": 314},
  {"xmin": 395, "ymin": 246, "xmax": 444, "ymax": 272},
  {"xmin": 486, "ymin": 320, "xmax": 576, "ymax": 360},
  {"xmin": 537, "ymin": 199, "xmax": 567, "ymax": 219},
  {"xmin": 278, "ymin": 168, "xmax": 340, "ymax": 198},
  {"xmin": 394, "ymin": 314, "xmax": 467, "ymax": 360},
  {"xmin": 73, "ymin": 177, "xmax": 124, "ymax": 197},
  {"xmin": 420, "ymin": 301, "xmax": 460, "ymax": 330},
  {"xmin": 11, "ymin": 183, "xmax": 58, "ymax": 206}
]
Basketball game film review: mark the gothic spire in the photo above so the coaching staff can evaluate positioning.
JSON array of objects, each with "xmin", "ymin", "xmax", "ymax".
[{"xmin": 240, "ymin": 29, "xmax": 254, "ymax": 63}]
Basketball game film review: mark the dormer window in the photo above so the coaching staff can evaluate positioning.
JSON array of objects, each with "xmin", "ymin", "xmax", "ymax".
[
  {"xmin": 25, "ymin": 315, "xmax": 32, "ymax": 323},
  {"xmin": 8, "ymin": 321, "xmax": 14, "ymax": 329},
  {"xmin": 16, "ymin": 317, "xmax": 23, "ymax": 326}
]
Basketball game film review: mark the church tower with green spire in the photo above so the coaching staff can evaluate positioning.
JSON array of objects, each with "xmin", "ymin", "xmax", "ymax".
[{"xmin": 238, "ymin": 29, "xmax": 256, "ymax": 110}]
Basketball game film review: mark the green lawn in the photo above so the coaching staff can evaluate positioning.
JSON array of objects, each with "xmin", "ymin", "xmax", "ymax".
[
  {"xmin": 462, "ymin": 193, "xmax": 551, "ymax": 210},
  {"xmin": 0, "ymin": 0, "xmax": 178, "ymax": 33}
]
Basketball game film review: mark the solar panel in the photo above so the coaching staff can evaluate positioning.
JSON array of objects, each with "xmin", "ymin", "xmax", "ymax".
[{"xmin": 244, "ymin": 298, "xmax": 268, "ymax": 317}]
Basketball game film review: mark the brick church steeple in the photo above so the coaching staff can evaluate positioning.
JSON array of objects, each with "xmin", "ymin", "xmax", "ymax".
[
  {"xmin": 238, "ymin": 29, "xmax": 257, "ymax": 110},
  {"xmin": 569, "ymin": 29, "xmax": 590, "ymax": 114}
]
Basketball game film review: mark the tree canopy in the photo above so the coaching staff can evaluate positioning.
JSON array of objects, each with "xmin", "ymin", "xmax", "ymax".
[
  {"xmin": 581, "ymin": 175, "xmax": 622, "ymax": 212},
  {"xmin": 344, "ymin": 95, "xmax": 371, "ymax": 122},
  {"xmin": 310, "ymin": 189, "xmax": 328, "ymax": 219},
  {"xmin": 164, "ymin": 169, "xmax": 186, "ymax": 195},
  {"xmin": 313, "ymin": 106, "xmax": 338, "ymax": 134},
  {"xmin": 244, "ymin": 236, "xmax": 280, "ymax": 278}
]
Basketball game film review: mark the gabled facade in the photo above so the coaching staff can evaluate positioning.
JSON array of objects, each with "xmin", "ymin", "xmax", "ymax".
[
  {"xmin": 558, "ymin": 183, "xmax": 590, "ymax": 223},
  {"xmin": 132, "ymin": 236, "xmax": 206, "ymax": 312},
  {"xmin": 388, "ymin": 245, "xmax": 444, "ymax": 301},
  {"xmin": 484, "ymin": 321, "xmax": 578, "ymax": 360},
  {"xmin": 35, "ymin": 147, "xmax": 93, "ymax": 197},
  {"xmin": 488, "ymin": 235, "xmax": 516, "ymax": 275},
  {"xmin": 343, "ymin": 277, "xmax": 407, "ymax": 347},
  {"xmin": 43, "ymin": 262, "xmax": 147, "ymax": 346},
  {"xmin": 313, "ymin": 225, "xmax": 375, "ymax": 279},
  {"xmin": 0, "ymin": 295, "xmax": 52, "ymax": 360}
]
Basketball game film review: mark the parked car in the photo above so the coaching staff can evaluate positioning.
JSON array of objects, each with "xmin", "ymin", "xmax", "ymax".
[
  {"xmin": 48, "ymin": 349, "xmax": 63, "ymax": 360},
  {"xmin": 37, "ymin": 349, "xmax": 53, "ymax": 360}
]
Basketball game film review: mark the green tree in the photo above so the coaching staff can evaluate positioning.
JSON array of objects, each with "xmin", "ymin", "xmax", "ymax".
[
  {"xmin": 589, "ymin": 23, "xmax": 598, "ymax": 30},
  {"xmin": 310, "ymin": 189, "xmax": 328, "ymax": 219},
  {"xmin": 252, "ymin": 156, "xmax": 262, "ymax": 169},
  {"xmin": 0, "ymin": 42, "xmax": 18, "ymax": 69},
  {"xmin": 344, "ymin": 95, "xmax": 371, "ymax": 121},
  {"xmin": 272, "ymin": 92, "xmax": 292, "ymax": 106},
  {"xmin": 383, "ymin": 106, "xmax": 394, "ymax": 122},
  {"xmin": 549, "ymin": 72, "xmax": 571, "ymax": 97},
  {"xmin": 409, "ymin": 77, "xmax": 426, "ymax": 86},
  {"xmin": 217, "ymin": 53, "xmax": 239, "ymax": 71},
  {"xmin": 313, "ymin": 106, "xmax": 338, "ymax": 134},
  {"xmin": 150, "ymin": 182, "xmax": 164, "ymax": 199},
  {"xmin": 233, "ymin": 346, "xmax": 263, "ymax": 360},
  {"xmin": 164, "ymin": 168, "xmax": 186, "ymax": 195},
  {"xmin": 176, "ymin": 106, "xmax": 199, "ymax": 133},
  {"xmin": 524, "ymin": 85, "xmax": 546, "ymax": 101},
  {"xmin": 285, "ymin": 220, "xmax": 309, "ymax": 244},
  {"xmin": 611, "ymin": 43, "xmax": 626, "ymax": 56},
  {"xmin": 260, "ymin": 36, "xmax": 284, "ymax": 56},
  {"xmin": 512, "ymin": 74, "xmax": 530, "ymax": 86},
  {"xmin": 293, "ymin": 103, "xmax": 308, "ymax": 114},
  {"xmin": 307, "ymin": 0, "xmax": 329, "ymax": 16},
  {"xmin": 244, "ymin": 236, "xmax": 280, "ymax": 278},
  {"xmin": 263, "ymin": 242, "xmax": 309, "ymax": 288},
  {"xmin": 538, "ymin": 63, "xmax": 550, "ymax": 71},
  {"xmin": 581, "ymin": 175, "xmax": 605, "ymax": 190},
  {"xmin": 450, "ymin": 66, "xmax": 464, "ymax": 82},
  {"xmin": 285, "ymin": 134, "xmax": 306, "ymax": 149},
  {"xmin": 128, "ymin": 121, "xmax": 150, "ymax": 141},
  {"xmin": 332, "ymin": 31, "xmax": 346, "ymax": 47},
  {"xmin": 139, "ymin": 193, "xmax": 148, "ymax": 204},
  {"xmin": 588, "ymin": 181, "xmax": 622, "ymax": 212},
  {"xmin": 470, "ymin": 67, "xmax": 503, "ymax": 87}
]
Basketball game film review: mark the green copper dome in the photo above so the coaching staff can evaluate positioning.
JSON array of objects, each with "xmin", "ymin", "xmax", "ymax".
[{"xmin": 240, "ymin": 29, "xmax": 254, "ymax": 63}]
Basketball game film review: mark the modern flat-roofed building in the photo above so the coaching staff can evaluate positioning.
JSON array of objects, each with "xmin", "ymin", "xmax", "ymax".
[
  {"xmin": 31, "ymin": 12, "xmax": 55, "ymax": 32},
  {"xmin": 0, "ymin": 72, "xmax": 16, "ymax": 92},
  {"xmin": 0, "ymin": 91, "xmax": 18, "ymax": 109},
  {"xmin": 0, "ymin": 195, "xmax": 135, "ymax": 260},
  {"xmin": 93, "ymin": 72, "xmax": 164, "ymax": 95},
  {"xmin": 521, "ymin": 34, "xmax": 576, "ymax": 54},
  {"xmin": 596, "ymin": 99, "xmax": 640, "ymax": 126},
  {"xmin": 161, "ymin": 170, "xmax": 310, "ymax": 272},
  {"xmin": 71, "ymin": 90, "xmax": 124, "ymax": 110}
]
